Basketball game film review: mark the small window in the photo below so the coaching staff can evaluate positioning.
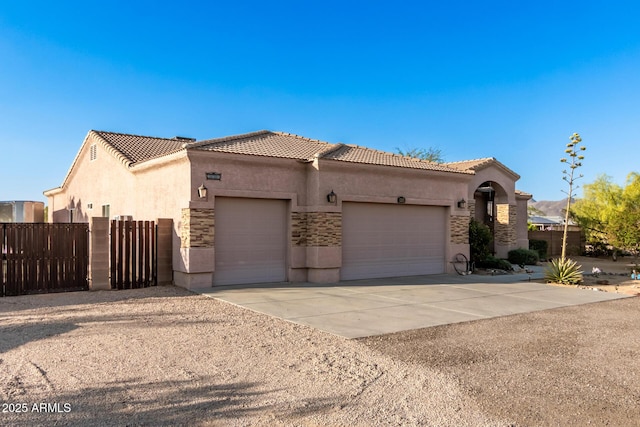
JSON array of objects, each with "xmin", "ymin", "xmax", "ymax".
[
  {"xmin": 87, "ymin": 203, "xmax": 93, "ymax": 209},
  {"xmin": 90, "ymin": 144, "xmax": 97, "ymax": 161},
  {"xmin": 102, "ymin": 204, "xmax": 110, "ymax": 218}
]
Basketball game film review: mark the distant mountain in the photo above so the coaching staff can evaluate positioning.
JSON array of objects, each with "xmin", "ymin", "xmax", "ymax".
[{"xmin": 529, "ymin": 199, "xmax": 571, "ymax": 217}]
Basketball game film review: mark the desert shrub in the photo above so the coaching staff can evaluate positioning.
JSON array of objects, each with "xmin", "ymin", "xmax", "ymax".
[
  {"xmin": 476, "ymin": 255, "xmax": 513, "ymax": 271},
  {"xmin": 508, "ymin": 248, "xmax": 540, "ymax": 265},
  {"xmin": 529, "ymin": 239, "xmax": 548, "ymax": 260},
  {"xmin": 469, "ymin": 219, "xmax": 492, "ymax": 264},
  {"xmin": 544, "ymin": 257, "xmax": 583, "ymax": 285}
]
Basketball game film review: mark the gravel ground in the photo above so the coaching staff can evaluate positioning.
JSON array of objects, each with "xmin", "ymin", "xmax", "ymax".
[{"xmin": 1, "ymin": 284, "xmax": 638, "ymax": 426}]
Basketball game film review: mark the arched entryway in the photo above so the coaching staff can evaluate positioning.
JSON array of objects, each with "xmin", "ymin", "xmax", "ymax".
[{"xmin": 473, "ymin": 181, "xmax": 510, "ymax": 256}]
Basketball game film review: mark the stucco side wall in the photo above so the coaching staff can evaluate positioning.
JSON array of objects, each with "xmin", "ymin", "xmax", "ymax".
[
  {"xmin": 47, "ymin": 134, "xmax": 192, "ymax": 225},
  {"xmin": 47, "ymin": 134, "xmax": 138, "ymax": 223},
  {"xmin": 131, "ymin": 156, "xmax": 191, "ymax": 220}
]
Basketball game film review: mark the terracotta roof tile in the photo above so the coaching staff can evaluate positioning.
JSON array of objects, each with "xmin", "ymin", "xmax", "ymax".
[
  {"xmin": 323, "ymin": 144, "xmax": 472, "ymax": 173},
  {"xmin": 444, "ymin": 157, "xmax": 496, "ymax": 171},
  {"xmin": 190, "ymin": 130, "xmax": 471, "ymax": 174},
  {"xmin": 189, "ymin": 130, "xmax": 335, "ymax": 160},
  {"xmin": 91, "ymin": 129, "xmax": 475, "ymax": 175},
  {"xmin": 92, "ymin": 131, "xmax": 186, "ymax": 164},
  {"xmin": 445, "ymin": 157, "xmax": 520, "ymax": 179}
]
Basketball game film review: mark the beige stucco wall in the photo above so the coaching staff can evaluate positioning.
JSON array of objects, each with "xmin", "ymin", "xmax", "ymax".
[{"xmin": 47, "ymin": 134, "xmax": 192, "ymax": 224}]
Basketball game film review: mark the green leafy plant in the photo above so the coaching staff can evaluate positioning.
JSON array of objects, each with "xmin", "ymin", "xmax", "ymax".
[
  {"xmin": 469, "ymin": 219, "xmax": 492, "ymax": 265},
  {"xmin": 544, "ymin": 257, "xmax": 583, "ymax": 285},
  {"xmin": 508, "ymin": 248, "xmax": 540, "ymax": 265}
]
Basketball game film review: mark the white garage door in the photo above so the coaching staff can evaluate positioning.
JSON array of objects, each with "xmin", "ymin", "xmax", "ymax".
[
  {"xmin": 342, "ymin": 202, "xmax": 446, "ymax": 280},
  {"xmin": 214, "ymin": 198, "xmax": 287, "ymax": 286}
]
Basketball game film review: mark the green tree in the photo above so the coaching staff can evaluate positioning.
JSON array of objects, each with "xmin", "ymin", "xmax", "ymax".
[
  {"xmin": 571, "ymin": 174, "xmax": 621, "ymax": 244},
  {"xmin": 612, "ymin": 173, "xmax": 640, "ymax": 253},
  {"xmin": 395, "ymin": 146, "xmax": 444, "ymax": 163},
  {"xmin": 572, "ymin": 173, "xmax": 640, "ymax": 255}
]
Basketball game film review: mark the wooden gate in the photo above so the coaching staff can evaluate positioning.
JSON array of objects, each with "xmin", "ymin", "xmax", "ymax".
[
  {"xmin": 1, "ymin": 223, "xmax": 89, "ymax": 297},
  {"xmin": 110, "ymin": 220, "xmax": 156, "ymax": 289}
]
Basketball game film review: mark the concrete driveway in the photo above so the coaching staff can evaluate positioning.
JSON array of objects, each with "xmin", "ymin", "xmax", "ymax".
[{"xmin": 193, "ymin": 268, "xmax": 629, "ymax": 338}]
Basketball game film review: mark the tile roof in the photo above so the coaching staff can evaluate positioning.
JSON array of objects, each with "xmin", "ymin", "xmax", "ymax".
[
  {"xmin": 92, "ymin": 131, "xmax": 186, "ymax": 165},
  {"xmin": 187, "ymin": 130, "xmax": 334, "ymax": 160},
  {"xmin": 322, "ymin": 144, "xmax": 472, "ymax": 173},
  {"xmin": 445, "ymin": 157, "xmax": 520, "ymax": 179},
  {"xmin": 86, "ymin": 129, "xmax": 474, "ymax": 175},
  {"xmin": 189, "ymin": 130, "xmax": 472, "ymax": 174}
]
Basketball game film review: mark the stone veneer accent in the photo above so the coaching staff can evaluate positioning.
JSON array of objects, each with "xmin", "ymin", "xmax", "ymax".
[
  {"xmin": 495, "ymin": 204, "xmax": 517, "ymax": 245},
  {"xmin": 292, "ymin": 212, "xmax": 342, "ymax": 247},
  {"xmin": 450, "ymin": 215, "xmax": 470, "ymax": 244},
  {"xmin": 181, "ymin": 208, "xmax": 214, "ymax": 248},
  {"xmin": 468, "ymin": 201, "xmax": 476, "ymax": 219}
]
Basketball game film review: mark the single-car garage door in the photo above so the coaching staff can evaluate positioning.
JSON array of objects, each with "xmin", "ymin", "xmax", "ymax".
[
  {"xmin": 214, "ymin": 197, "xmax": 287, "ymax": 285},
  {"xmin": 342, "ymin": 202, "xmax": 446, "ymax": 280}
]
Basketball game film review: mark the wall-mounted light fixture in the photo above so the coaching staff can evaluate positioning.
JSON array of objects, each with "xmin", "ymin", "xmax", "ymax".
[
  {"xmin": 457, "ymin": 198, "xmax": 467, "ymax": 209},
  {"xmin": 206, "ymin": 172, "xmax": 222, "ymax": 180},
  {"xmin": 327, "ymin": 190, "xmax": 337, "ymax": 204},
  {"xmin": 397, "ymin": 196, "xmax": 406, "ymax": 204},
  {"xmin": 197, "ymin": 183, "xmax": 208, "ymax": 199}
]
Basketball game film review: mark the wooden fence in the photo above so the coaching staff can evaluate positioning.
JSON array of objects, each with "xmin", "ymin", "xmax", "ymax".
[
  {"xmin": 110, "ymin": 220, "xmax": 156, "ymax": 289},
  {"xmin": 528, "ymin": 230, "xmax": 584, "ymax": 258},
  {"xmin": 1, "ymin": 223, "xmax": 89, "ymax": 297}
]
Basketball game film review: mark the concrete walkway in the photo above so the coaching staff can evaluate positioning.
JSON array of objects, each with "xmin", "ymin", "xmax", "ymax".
[{"xmin": 192, "ymin": 267, "xmax": 629, "ymax": 338}]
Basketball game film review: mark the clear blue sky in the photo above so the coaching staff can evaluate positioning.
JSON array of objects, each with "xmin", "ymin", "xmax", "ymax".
[{"xmin": 2, "ymin": 1, "xmax": 639, "ymax": 203}]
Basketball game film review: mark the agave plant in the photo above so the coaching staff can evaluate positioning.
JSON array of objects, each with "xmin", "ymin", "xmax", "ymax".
[{"xmin": 544, "ymin": 257, "xmax": 584, "ymax": 285}]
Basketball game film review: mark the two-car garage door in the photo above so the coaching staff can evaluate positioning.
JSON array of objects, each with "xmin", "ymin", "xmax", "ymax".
[
  {"xmin": 213, "ymin": 198, "xmax": 446, "ymax": 285},
  {"xmin": 341, "ymin": 202, "xmax": 446, "ymax": 280}
]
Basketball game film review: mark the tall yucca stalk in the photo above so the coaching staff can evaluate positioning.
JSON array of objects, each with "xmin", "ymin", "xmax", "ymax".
[{"xmin": 560, "ymin": 133, "xmax": 586, "ymax": 260}]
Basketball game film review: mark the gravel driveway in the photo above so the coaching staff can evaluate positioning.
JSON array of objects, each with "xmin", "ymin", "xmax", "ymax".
[{"xmin": 1, "ymin": 285, "xmax": 638, "ymax": 426}]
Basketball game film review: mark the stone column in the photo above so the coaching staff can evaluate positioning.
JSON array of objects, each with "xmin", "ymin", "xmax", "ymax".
[
  {"xmin": 495, "ymin": 204, "xmax": 517, "ymax": 258},
  {"xmin": 175, "ymin": 208, "xmax": 215, "ymax": 288},
  {"xmin": 291, "ymin": 211, "xmax": 342, "ymax": 283}
]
